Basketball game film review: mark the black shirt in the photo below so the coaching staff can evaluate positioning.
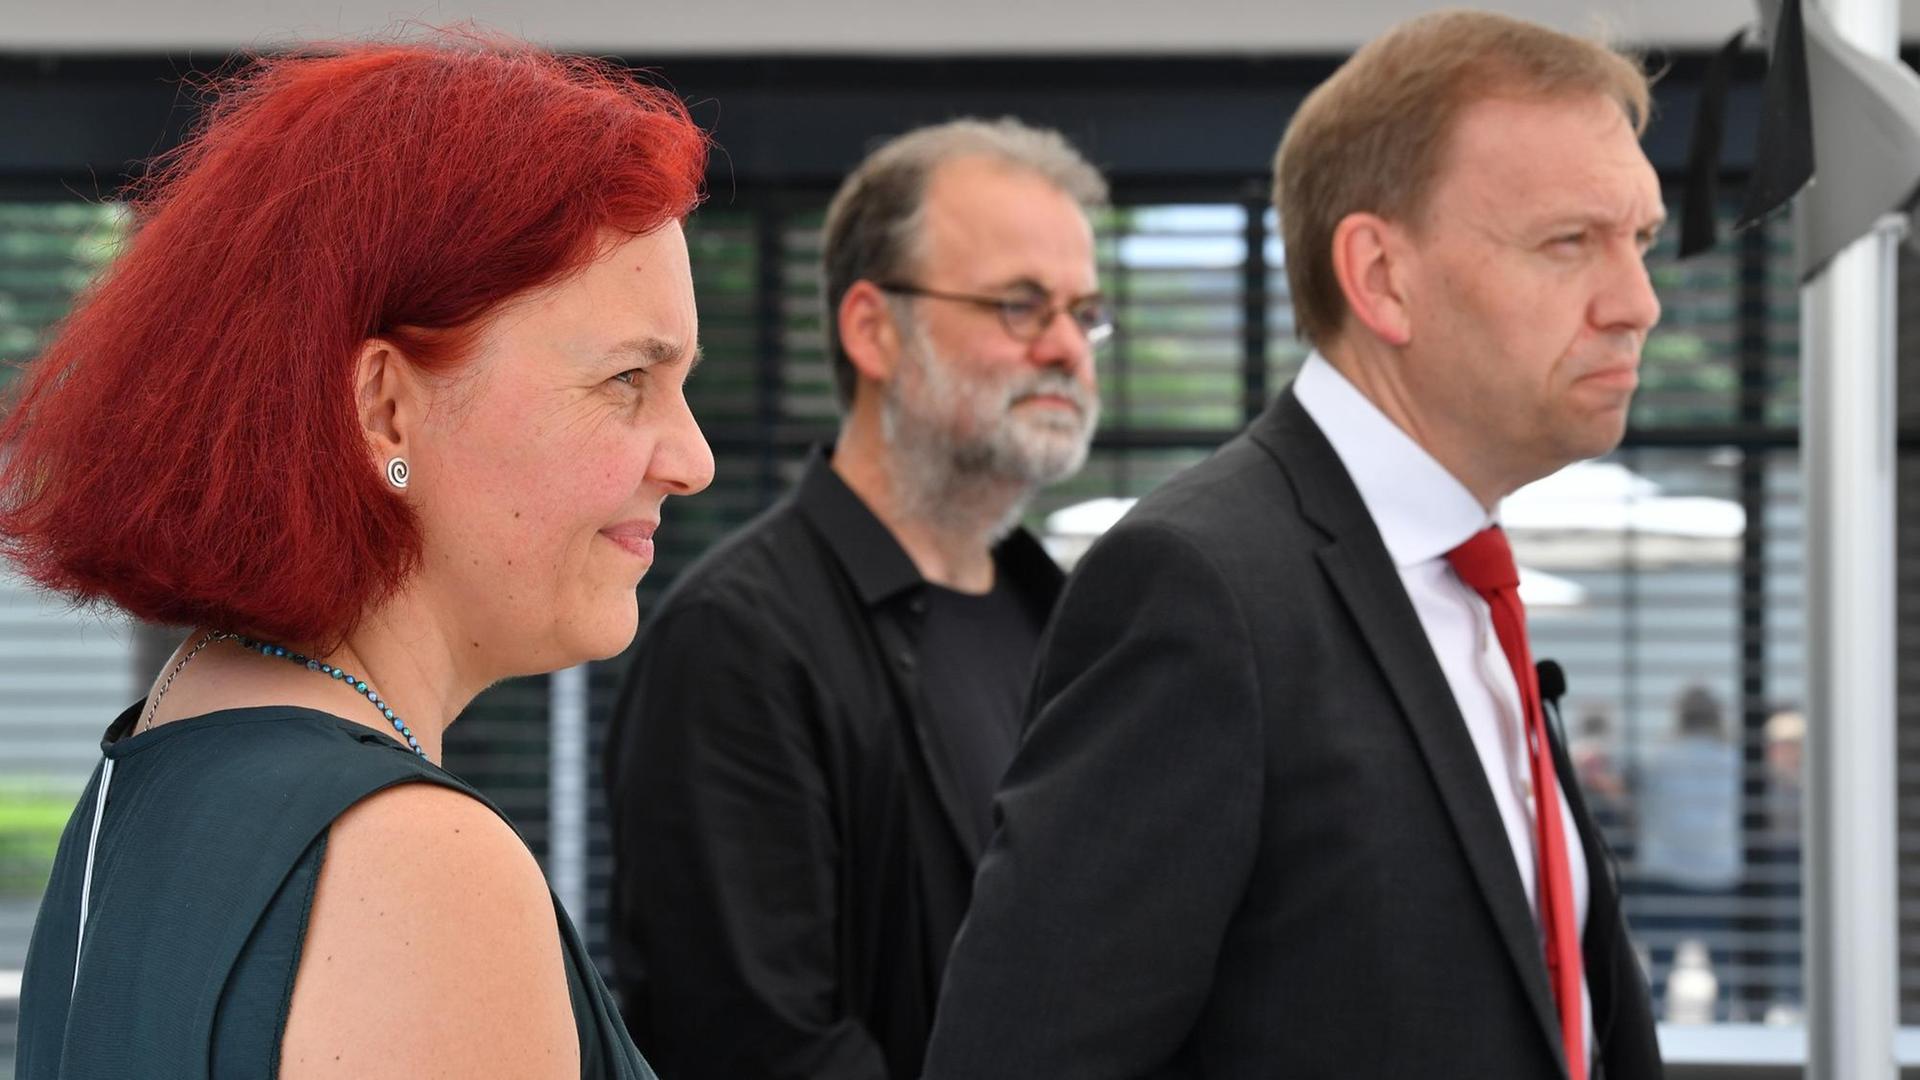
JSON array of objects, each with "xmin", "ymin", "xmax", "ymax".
[
  {"xmin": 604, "ymin": 448, "xmax": 1064, "ymax": 1080},
  {"xmin": 918, "ymin": 575, "xmax": 1045, "ymax": 846}
]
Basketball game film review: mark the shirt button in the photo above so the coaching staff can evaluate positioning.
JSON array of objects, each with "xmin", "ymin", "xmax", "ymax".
[{"xmin": 897, "ymin": 651, "xmax": 917, "ymax": 673}]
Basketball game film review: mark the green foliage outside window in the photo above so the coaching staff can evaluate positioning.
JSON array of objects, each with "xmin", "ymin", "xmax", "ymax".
[
  {"xmin": 0, "ymin": 781, "xmax": 69, "ymax": 899},
  {"xmin": 0, "ymin": 202, "xmax": 127, "ymax": 384}
]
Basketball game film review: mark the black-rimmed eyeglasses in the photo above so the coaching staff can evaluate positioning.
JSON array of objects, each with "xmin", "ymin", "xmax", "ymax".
[{"xmin": 876, "ymin": 281, "xmax": 1114, "ymax": 347}]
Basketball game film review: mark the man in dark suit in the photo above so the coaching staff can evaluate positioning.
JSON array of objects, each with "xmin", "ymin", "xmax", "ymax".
[
  {"xmin": 604, "ymin": 119, "xmax": 1110, "ymax": 1079},
  {"xmin": 923, "ymin": 12, "xmax": 1667, "ymax": 1080}
]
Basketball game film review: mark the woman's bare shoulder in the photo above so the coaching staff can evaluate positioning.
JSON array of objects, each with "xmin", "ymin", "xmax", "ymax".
[{"xmin": 278, "ymin": 781, "xmax": 579, "ymax": 1080}]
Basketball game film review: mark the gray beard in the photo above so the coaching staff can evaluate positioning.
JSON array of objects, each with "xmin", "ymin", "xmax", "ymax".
[{"xmin": 880, "ymin": 324, "xmax": 1097, "ymax": 539}]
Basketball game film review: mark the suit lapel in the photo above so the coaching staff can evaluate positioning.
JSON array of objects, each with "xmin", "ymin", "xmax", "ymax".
[{"xmin": 1250, "ymin": 391, "xmax": 1569, "ymax": 1068}]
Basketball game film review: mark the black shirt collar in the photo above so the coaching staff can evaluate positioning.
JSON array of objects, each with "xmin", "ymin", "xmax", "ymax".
[{"xmin": 793, "ymin": 445, "xmax": 1065, "ymax": 610}]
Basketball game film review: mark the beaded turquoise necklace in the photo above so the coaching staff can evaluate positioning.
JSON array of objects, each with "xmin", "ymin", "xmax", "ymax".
[{"xmin": 234, "ymin": 636, "xmax": 429, "ymax": 759}]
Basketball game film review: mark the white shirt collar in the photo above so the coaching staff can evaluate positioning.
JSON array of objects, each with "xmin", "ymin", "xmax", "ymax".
[{"xmin": 1292, "ymin": 351, "xmax": 1492, "ymax": 568}]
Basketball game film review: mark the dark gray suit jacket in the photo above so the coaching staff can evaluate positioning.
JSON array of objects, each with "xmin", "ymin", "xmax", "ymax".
[{"xmin": 922, "ymin": 390, "xmax": 1663, "ymax": 1079}]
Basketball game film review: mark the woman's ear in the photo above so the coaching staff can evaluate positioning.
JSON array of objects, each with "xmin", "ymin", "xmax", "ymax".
[
  {"xmin": 353, "ymin": 338, "xmax": 423, "ymax": 482},
  {"xmin": 837, "ymin": 280, "xmax": 904, "ymax": 388},
  {"xmin": 1330, "ymin": 212, "xmax": 1414, "ymax": 348}
]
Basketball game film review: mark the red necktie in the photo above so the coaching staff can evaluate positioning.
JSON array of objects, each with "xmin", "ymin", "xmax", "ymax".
[{"xmin": 1446, "ymin": 525, "xmax": 1586, "ymax": 1080}]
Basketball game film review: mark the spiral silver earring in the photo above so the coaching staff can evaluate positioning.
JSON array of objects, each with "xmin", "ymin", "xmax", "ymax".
[{"xmin": 385, "ymin": 456, "xmax": 410, "ymax": 490}]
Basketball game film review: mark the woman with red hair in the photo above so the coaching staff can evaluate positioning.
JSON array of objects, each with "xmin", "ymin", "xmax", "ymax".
[{"xmin": 3, "ymin": 35, "xmax": 711, "ymax": 1079}]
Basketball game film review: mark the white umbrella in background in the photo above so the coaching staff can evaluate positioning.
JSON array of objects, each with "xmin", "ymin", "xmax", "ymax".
[
  {"xmin": 1515, "ymin": 568, "xmax": 1589, "ymax": 612},
  {"xmin": 1040, "ymin": 496, "xmax": 1135, "ymax": 571},
  {"xmin": 1043, "ymin": 495, "xmax": 1593, "ymax": 610},
  {"xmin": 1501, "ymin": 461, "xmax": 1747, "ymax": 572}
]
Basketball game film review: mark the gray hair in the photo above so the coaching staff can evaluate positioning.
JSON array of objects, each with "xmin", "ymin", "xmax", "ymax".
[{"xmin": 820, "ymin": 117, "xmax": 1109, "ymax": 410}]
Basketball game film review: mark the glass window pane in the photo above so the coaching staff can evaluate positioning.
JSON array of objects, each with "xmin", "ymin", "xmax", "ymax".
[{"xmin": 1100, "ymin": 203, "xmax": 1248, "ymax": 431}]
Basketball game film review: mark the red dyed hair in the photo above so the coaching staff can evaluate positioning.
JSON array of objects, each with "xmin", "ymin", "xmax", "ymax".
[{"xmin": 0, "ymin": 35, "xmax": 707, "ymax": 648}]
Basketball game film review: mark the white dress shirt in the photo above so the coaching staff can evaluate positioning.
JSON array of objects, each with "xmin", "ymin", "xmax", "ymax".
[{"xmin": 1293, "ymin": 352, "xmax": 1595, "ymax": 1066}]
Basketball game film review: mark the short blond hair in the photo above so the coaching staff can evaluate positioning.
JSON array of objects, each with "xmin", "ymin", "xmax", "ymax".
[{"xmin": 1274, "ymin": 9, "xmax": 1651, "ymax": 346}]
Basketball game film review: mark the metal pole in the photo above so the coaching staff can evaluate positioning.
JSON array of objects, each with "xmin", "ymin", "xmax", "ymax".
[
  {"xmin": 549, "ymin": 663, "xmax": 590, "ymax": 926},
  {"xmin": 1803, "ymin": 3, "xmax": 1901, "ymax": 1073}
]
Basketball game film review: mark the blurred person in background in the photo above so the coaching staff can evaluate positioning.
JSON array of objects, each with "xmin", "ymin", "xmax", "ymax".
[
  {"xmin": 1759, "ymin": 706, "xmax": 1806, "ymax": 1023},
  {"xmin": 923, "ymin": 11, "xmax": 1665, "ymax": 1079},
  {"xmin": 1762, "ymin": 708, "xmax": 1805, "ymax": 848},
  {"xmin": 1636, "ymin": 686, "xmax": 1742, "ymax": 892},
  {"xmin": 1635, "ymin": 685, "xmax": 1743, "ymax": 1020},
  {"xmin": 1, "ymin": 36, "xmax": 711, "ymax": 1079},
  {"xmin": 1570, "ymin": 704, "xmax": 1632, "ymax": 857},
  {"xmin": 604, "ymin": 118, "xmax": 1106, "ymax": 1080}
]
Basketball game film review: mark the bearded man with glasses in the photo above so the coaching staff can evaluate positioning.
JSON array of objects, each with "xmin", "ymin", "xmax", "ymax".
[{"xmin": 605, "ymin": 117, "xmax": 1108, "ymax": 1080}]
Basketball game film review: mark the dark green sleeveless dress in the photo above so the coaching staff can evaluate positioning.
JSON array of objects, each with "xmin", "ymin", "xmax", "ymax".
[{"xmin": 13, "ymin": 703, "xmax": 658, "ymax": 1079}]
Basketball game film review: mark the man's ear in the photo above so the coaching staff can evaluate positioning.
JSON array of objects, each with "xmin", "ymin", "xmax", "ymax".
[
  {"xmin": 838, "ymin": 280, "xmax": 904, "ymax": 386},
  {"xmin": 1330, "ymin": 212, "xmax": 1414, "ymax": 348},
  {"xmin": 353, "ymin": 338, "xmax": 424, "ymax": 482}
]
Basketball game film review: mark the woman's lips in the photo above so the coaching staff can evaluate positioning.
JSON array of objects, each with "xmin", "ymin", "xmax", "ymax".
[{"xmin": 601, "ymin": 520, "xmax": 658, "ymax": 561}]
